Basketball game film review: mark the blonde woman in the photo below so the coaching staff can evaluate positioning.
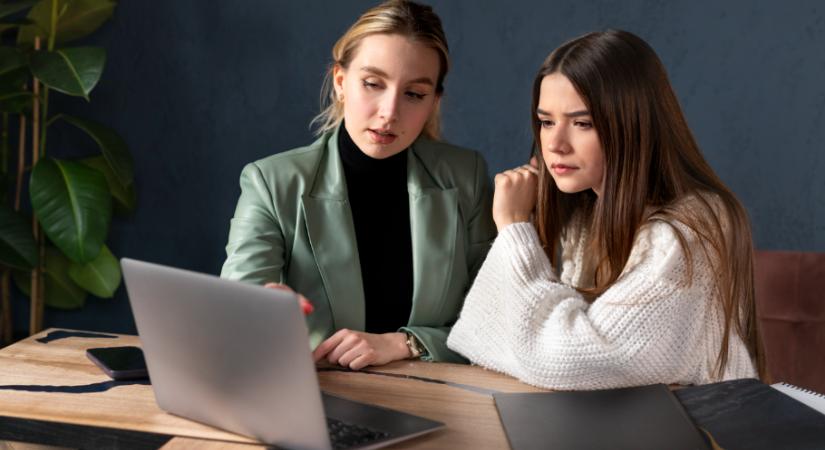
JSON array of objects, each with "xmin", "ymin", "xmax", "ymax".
[
  {"xmin": 221, "ymin": 1, "xmax": 495, "ymax": 369},
  {"xmin": 448, "ymin": 30, "xmax": 765, "ymax": 389}
]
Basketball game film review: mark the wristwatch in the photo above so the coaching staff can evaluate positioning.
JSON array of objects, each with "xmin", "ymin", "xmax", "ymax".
[{"xmin": 404, "ymin": 332, "xmax": 425, "ymax": 359}]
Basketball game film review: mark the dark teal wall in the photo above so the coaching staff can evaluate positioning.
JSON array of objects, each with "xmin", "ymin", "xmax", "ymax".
[{"xmin": 18, "ymin": 0, "xmax": 825, "ymax": 333}]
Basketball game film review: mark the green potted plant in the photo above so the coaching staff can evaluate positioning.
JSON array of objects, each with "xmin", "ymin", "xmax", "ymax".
[{"xmin": 0, "ymin": 0, "xmax": 134, "ymax": 343}]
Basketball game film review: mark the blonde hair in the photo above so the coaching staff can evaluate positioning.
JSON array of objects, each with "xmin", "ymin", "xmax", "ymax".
[{"xmin": 311, "ymin": 0, "xmax": 449, "ymax": 140}]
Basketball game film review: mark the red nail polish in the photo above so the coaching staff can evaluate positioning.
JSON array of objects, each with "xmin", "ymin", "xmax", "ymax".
[{"xmin": 301, "ymin": 301, "xmax": 314, "ymax": 315}]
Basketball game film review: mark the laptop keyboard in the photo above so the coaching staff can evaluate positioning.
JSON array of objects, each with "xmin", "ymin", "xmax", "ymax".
[{"xmin": 327, "ymin": 417, "xmax": 391, "ymax": 449}]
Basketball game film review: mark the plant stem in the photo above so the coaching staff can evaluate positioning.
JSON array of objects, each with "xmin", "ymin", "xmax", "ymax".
[
  {"xmin": 30, "ymin": 36, "xmax": 44, "ymax": 336},
  {"xmin": 32, "ymin": 38, "xmax": 40, "ymax": 165},
  {"xmin": 33, "ymin": 237, "xmax": 45, "ymax": 335},
  {"xmin": 14, "ymin": 114, "xmax": 25, "ymax": 211},
  {"xmin": 1, "ymin": 269, "xmax": 11, "ymax": 345},
  {"xmin": 38, "ymin": 0, "xmax": 58, "ymax": 330},
  {"xmin": 1, "ymin": 113, "xmax": 8, "ymax": 177},
  {"xmin": 38, "ymin": 0, "xmax": 58, "ymax": 158},
  {"xmin": 39, "ymin": 90, "xmax": 49, "ymax": 158}
]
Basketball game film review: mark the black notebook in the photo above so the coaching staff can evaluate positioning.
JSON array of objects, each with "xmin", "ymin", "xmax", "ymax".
[
  {"xmin": 494, "ymin": 384, "xmax": 709, "ymax": 450},
  {"xmin": 675, "ymin": 378, "xmax": 825, "ymax": 450}
]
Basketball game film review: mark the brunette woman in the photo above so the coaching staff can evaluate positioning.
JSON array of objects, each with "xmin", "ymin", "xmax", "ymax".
[{"xmin": 448, "ymin": 30, "xmax": 764, "ymax": 389}]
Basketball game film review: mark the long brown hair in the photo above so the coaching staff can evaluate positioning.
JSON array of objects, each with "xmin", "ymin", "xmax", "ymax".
[
  {"xmin": 311, "ymin": 0, "xmax": 449, "ymax": 139},
  {"xmin": 531, "ymin": 30, "xmax": 765, "ymax": 380}
]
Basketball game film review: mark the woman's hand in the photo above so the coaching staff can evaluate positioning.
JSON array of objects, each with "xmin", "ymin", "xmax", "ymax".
[
  {"xmin": 312, "ymin": 330, "xmax": 410, "ymax": 370},
  {"xmin": 492, "ymin": 157, "xmax": 541, "ymax": 231},
  {"xmin": 263, "ymin": 283, "xmax": 314, "ymax": 315}
]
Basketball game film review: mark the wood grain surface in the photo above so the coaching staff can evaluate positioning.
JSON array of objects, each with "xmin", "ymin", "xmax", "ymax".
[{"xmin": 0, "ymin": 329, "xmax": 548, "ymax": 449}]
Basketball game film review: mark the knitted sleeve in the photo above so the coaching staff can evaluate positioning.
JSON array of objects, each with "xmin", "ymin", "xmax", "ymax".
[{"xmin": 447, "ymin": 221, "xmax": 723, "ymax": 390}]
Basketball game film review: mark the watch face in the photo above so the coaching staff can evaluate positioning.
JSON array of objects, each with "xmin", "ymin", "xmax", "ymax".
[
  {"xmin": 408, "ymin": 334, "xmax": 425, "ymax": 358},
  {"xmin": 406, "ymin": 333, "xmax": 421, "ymax": 358}
]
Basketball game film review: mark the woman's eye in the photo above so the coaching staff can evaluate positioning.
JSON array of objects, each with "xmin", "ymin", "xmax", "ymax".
[
  {"xmin": 362, "ymin": 80, "xmax": 380, "ymax": 89},
  {"xmin": 574, "ymin": 121, "xmax": 593, "ymax": 129},
  {"xmin": 538, "ymin": 119, "xmax": 554, "ymax": 128},
  {"xmin": 405, "ymin": 91, "xmax": 426, "ymax": 101}
]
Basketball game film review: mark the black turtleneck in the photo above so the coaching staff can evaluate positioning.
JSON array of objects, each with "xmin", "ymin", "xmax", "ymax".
[{"xmin": 338, "ymin": 124, "xmax": 414, "ymax": 334}]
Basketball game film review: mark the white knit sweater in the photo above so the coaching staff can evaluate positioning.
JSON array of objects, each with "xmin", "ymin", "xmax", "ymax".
[{"xmin": 447, "ymin": 218, "xmax": 757, "ymax": 390}]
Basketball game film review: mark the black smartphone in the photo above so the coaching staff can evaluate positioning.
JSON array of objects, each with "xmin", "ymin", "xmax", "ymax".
[{"xmin": 86, "ymin": 346, "xmax": 149, "ymax": 380}]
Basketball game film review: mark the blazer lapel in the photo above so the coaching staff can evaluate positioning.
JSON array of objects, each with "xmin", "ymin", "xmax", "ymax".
[
  {"xmin": 302, "ymin": 128, "xmax": 365, "ymax": 331},
  {"xmin": 407, "ymin": 145, "xmax": 458, "ymax": 325}
]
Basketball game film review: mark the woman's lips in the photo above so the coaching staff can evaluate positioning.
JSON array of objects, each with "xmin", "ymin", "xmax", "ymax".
[
  {"xmin": 368, "ymin": 129, "xmax": 397, "ymax": 145},
  {"xmin": 551, "ymin": 163, "xmax": 578, "ymax": 175}
]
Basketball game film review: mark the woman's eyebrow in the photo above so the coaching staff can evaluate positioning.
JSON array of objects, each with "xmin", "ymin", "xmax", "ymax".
[
  {"xmin": 536, "ymin": 108, "xmax": 590, "ymax": 117},
  {"xmin": 360, "ymin": 65, "xmax": 388, "ymax": 77},
  {"xmin": 360, "ymin": 65, "xmax": 434, "ymax": 86}
]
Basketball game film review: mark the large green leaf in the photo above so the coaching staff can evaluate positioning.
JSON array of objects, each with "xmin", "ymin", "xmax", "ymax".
[
  {"xmin": 17, "ymin": 0, "xmax": 115, "ymax": 46},
  {"xmin": 80, "ymin": 155, "xmax": 135, "ymax": 213},
  {"xmin": 12, "ymin": 247, "xmax": 86, "ymax": 309},
  {"xmin": 0, "ymin": 205, "xmax": 37, "ymax": 270},
  {"xmin": 0, "ymin": 48, "xmax": 29, "ymax": 91},
  {"xmin": 0, "ymin": 20, "xmax": 31, "ymax": 36},
  {"xmin": 0, "ymin": 47, "xmax": 27, "ymax": 76},
  {"xmin": 59, "ymin": 115, "xmax": 133, "ymax": 187},
  {"xmin": 29, "ymin": 47, "xmax": 105, "ymax": 99},
  {"xmin": 0, "ymin": 0, "xmax": 38, "ymax": 20},
  {"xmin": 0, "ymin": 66, "xmax": 29, "ymax": 89},
  {"xmin": 0, "ymin": 90, "xmax": 32, "ymax": 113},
  {"xmin": 68, "ymin": 243, "xmax": 119, "ymax": 297},
  {"xmin": 0, "ymin": 23, "xmax": 17, "ymax": 35},
  {"xmin": 29, "ymin": 157, "xmax": 111, "ymax": 263},
  {"xmin": 0, "ymin": 64, "xmax": 32, "ymax": 113},
  {"xmin": 0, "ymin": 48, "xmax": 32, "ymax": 112}
]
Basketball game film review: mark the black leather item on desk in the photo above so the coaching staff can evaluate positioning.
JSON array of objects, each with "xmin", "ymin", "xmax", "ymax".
[
  {"xmin": 494, "ymin": 384, "xmax": 708, "ymax": 450},
  {"xmin": 676, "ymin": 378, "xmax": 825, "ymax": 450}
]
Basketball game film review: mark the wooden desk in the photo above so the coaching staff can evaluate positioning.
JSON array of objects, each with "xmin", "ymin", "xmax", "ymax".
[{"xmin": 0, "ymin": 329, "xmax": 546, "ymax": 449}]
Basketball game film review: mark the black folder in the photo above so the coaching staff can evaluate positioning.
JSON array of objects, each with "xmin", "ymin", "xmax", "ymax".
[
  {"xmin": 675, "ymin": 378, "xmax": 825, "ymax": 449},
  {"xmin": 494, "ymin": 384, "xmax": 709, "ymax": 450}
]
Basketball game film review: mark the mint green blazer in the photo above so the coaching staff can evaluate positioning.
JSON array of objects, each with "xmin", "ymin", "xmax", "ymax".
[{"xmin": 220, "ymin": 126, "xmax": 496, "ymax": 362}]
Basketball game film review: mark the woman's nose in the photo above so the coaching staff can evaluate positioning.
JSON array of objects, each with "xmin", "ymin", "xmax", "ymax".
[
  {"xmin": 378, "ymin": 93, "xmax": 400, "ymax": 123},
  {"xmin": 546, "ymin": 129, "xmax": 571, "ymax": 155}
]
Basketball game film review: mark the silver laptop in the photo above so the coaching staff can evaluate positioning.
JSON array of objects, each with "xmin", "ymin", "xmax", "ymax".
[{"xmin": 121, "ymin": 258, "xmax": 443, "ymax": 450}]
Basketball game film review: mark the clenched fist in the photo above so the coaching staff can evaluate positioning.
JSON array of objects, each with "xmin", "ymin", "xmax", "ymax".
[{"xmin": 492, "ymin": 157, "xmax": 541, "ymax": 231}]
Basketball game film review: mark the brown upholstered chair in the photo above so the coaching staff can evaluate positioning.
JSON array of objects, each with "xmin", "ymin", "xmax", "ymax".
[{"xmin": 754, "ymin": 250, "xmax": 825, "ymax": 394}]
